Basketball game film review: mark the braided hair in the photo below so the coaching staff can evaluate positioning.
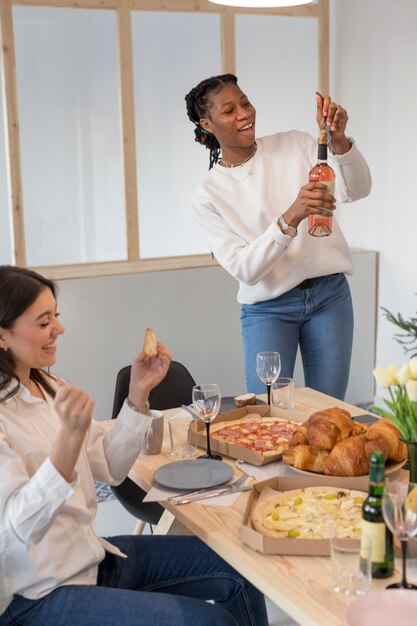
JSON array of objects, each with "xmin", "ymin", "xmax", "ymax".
[{"xmin": 185, "ymin": 74, "xmax": 238, "ymax": 169}]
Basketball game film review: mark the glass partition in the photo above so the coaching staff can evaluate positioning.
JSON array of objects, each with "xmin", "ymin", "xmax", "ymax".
[
  {"xmin": 13, "ymin": 6, "xmax": 126, "ymax": 266},
  {"xmin": 132, "ymin": 11, "xmax": 221, "ymax": 258}
]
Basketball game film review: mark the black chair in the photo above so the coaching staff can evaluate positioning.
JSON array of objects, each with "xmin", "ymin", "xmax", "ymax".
[{"xmin": 110, "ymin": 360, "xmax": 196, "ymax": 533}]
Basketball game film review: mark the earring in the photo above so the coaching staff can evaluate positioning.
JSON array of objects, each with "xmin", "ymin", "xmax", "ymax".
[{"xmin": 1, "ymin": 346, "xmax": 7, "ymax": 352}]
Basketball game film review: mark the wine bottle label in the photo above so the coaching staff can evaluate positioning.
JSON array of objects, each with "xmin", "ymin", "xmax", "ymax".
[
  {"xmin": 361, "ymin": 520, "xmax": 387, "ymax": 562},
  {"xmin": 318, "ymin": 180, "xmax": 335, "ymax": 213}
]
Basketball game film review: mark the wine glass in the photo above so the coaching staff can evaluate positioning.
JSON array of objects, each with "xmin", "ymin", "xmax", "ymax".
[
  {"xmin": 382, "ymin": 479, "xmax": 417, "ymax": 589},
  {"xmin": 256, "ymin": 351, "xmax": 281, "ymax": 406},
  {"xmin": 192, "ymin": 384, "xmax": 222, "ymax": 461}
]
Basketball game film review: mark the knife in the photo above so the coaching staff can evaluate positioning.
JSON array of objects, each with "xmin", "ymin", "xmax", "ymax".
[
  {"xmin": 171, "ymin": 484, "xmax": 252, "ymax": 505},
  {"xmin": 167, "ymin": 474, "xmax": 248, "ymax": 502}
]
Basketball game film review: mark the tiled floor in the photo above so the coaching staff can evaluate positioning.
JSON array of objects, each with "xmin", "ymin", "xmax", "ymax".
[{"xmin": 93, "ymin": 498, "xmax": 299, "ymax": 626}]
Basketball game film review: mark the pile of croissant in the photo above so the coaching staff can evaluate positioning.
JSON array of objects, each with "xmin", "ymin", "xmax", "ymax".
[{"xmin": 282, "ymin": 407, "xmax": 407, "ymax": 476}]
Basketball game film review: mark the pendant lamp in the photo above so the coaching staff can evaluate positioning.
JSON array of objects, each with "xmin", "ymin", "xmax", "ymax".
[{"xmin": 208, "ymin": 1, "xmax": 315, "ymax": 7}]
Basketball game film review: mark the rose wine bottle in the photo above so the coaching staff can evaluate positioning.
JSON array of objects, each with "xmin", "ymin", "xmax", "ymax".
[{"xmin": 308, "ymin": 129, "xmax": 335, "ymax": 237}]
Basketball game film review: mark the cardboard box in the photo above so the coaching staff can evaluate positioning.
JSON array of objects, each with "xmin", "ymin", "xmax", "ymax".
[
  {"xmin": 196, "ymin": 406, "xmax": 305, "ymax": 466},
  {"xmin": 240, "ymin": 475, "xmax": 369, "ymax": 556}
]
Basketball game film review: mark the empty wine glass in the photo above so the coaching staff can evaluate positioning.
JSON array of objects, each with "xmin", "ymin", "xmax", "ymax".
[
  {"xmin": 382, "ymin": 479, "xmax": 417, "ymax": 589},
  {"xmin": 256, "ymin": 351, "xmax": 281, "ymax": 406},
  {"xmin": 192, "ymin": 384, "xmax": 222, "ymax": 461}
]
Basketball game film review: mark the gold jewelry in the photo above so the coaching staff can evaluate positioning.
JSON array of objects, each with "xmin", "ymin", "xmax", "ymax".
[
  {"xmin": 219, "ymin": 144, "xmax": 257, "ymax": 168},
  {"xmin": 126, "ymin": 397, "xmax": 151, "ymax": 415}
]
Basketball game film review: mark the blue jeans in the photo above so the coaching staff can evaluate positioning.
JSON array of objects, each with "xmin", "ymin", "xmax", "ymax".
[
  {"xmin": 1, "ymin": 535, "xmax": 268, "ymax": 626},
  {"xmin": 241, "ymin": 273, "xmax": 353, "ymax": 400}
]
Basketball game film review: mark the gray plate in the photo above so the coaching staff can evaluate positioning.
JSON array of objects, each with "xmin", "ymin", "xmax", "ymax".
[{"xmin": 154, "ymin": 459, "xmax": 233, "ymax": 490}]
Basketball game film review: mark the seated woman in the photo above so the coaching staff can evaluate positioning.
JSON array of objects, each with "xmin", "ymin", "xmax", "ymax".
[{"xmin": 0, "ymin": 266, "xmax": 267, "ymax": 626}]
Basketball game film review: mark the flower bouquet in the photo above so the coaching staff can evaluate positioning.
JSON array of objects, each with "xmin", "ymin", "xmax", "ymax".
[
  {"xmin": 373, "ymin": 358, "xmax": 417, "ymax": 481},
  {"xmin": 373, "ymin": 358, "xmax": 417, "ymax": 442}
]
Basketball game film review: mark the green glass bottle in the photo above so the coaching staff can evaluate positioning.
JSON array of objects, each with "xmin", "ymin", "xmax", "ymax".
[{"xmin": 360, "ymin": 451, "xmax": 394, "ymax": 578}]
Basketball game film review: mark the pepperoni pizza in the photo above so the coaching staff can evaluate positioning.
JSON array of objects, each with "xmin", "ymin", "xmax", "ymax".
[{"xmin": 210, "ymin": 417, "xmax": 299, "ymax": 459}]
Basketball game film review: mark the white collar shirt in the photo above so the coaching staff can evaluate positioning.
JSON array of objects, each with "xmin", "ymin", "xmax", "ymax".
[{"xmin": 0, "ymin": 379, "xmax": 155, "ymax": 612}]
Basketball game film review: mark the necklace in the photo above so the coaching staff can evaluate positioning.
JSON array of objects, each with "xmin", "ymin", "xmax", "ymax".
[{"xmin": 219, "ymin": 144, "xmax": 257, "ymax": 168}]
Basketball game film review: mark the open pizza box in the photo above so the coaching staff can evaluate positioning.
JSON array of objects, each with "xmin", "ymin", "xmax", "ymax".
[
  {"xmin": 240, "ymin": 475, "xmax": 369, "ymax": 556},
  {"xmin": 195, "ymin": 405, "xmax": 306, "ymax": 466}
]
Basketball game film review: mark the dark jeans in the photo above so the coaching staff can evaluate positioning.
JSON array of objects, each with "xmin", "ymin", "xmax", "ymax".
[{"xmin": 1, "ymin": 535, "xmax": 268, "ymax": 626}]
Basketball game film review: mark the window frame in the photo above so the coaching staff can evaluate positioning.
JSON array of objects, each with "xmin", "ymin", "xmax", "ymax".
[{"xmin": 0, "ymin": 0, "xmax": 329, "ymax": 280}]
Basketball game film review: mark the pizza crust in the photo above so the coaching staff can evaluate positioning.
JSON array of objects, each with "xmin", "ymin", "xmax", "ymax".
[{"xmin": 251, "ymin": 486, "xmax": 366, "ymax": 539}]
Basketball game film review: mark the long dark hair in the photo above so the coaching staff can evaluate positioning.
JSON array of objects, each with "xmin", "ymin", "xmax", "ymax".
[
  {"xmin": 185, "ymin": 73, "xmax": 238, "ymax": 169},
  {"xmin": 0, "ymin": 265, "xmax": 58, "ymax": 401}
]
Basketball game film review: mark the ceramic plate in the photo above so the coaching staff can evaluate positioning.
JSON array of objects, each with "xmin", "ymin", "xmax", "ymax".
[
  {"xmin": 344, "ymin": 589, "xmax": 417, "ymax": 626},
  {"xmin": 153, "ymin": 459, "xmax": 233, "ymax": 490}
]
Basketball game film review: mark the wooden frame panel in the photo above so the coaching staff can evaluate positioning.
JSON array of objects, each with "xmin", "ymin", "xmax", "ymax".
[{"xmin": 0, "ymin": 0, "xmax": 328, "ymax": 280}]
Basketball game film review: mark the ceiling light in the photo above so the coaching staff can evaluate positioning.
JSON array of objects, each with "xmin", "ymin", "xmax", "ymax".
[{"xmin": 208, "ymin": 0, "xmax": 315, "ymax": 7}]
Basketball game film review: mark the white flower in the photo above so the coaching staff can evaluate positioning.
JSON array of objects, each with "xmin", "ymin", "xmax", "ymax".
[
  {"xmin": 410, "ymin": 357, "xmax": 417, "ymax": 380},
  {"xmin": 398, "ymin": 363, "xmax": 411, "ymax": 385},
  {"xmin": 373, "ymin": 367, "xmax": 393, "ymax": 389},
  {"xmin": 406, "ymin": 380, "xmax": 417, "ymax": 402},
  {"xmin": 387, "ymin": 365, "xmax": 399, "ymax": 386}
]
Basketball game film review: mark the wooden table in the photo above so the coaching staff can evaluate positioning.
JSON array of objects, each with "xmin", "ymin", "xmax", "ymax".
[{"xmin": 126, "ymin": 387, "xmax": 407, "ymax": 626}]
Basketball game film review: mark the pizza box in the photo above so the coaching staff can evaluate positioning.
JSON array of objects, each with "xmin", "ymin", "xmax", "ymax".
[
  {"xmin": 240, "ymin": 475, "xmax": 369, "ymax": 556},
  {"xmin": 195, "ymin": 406, "xmax": 306, "ymax": 466}
]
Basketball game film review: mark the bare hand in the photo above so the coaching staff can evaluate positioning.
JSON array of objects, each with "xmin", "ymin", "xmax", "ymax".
[
  {"xmin": 128, "ymin": 341, "xmax": 172, "ymax": 409},
  {"xmin": 285, "ymin": 182, "xmax": 336, "ymax": 226},
  {"xmin": 53, "ymin": 380, "xmax": 95, "ymax": 435}
]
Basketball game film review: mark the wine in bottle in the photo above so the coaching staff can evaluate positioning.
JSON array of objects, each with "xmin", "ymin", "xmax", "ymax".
[
  {"xmin": 360, "ymin": 450, "xmax": 394, "ymax": 578},
  {"xmin": 308, "ymin": 129, "xmax": 335, "ymax": 237}
]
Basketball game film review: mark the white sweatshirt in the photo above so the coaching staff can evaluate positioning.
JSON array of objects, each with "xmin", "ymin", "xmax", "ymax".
[{"xmin": 190, "ymin": 130, "xmax": 372, "ymax": 305}]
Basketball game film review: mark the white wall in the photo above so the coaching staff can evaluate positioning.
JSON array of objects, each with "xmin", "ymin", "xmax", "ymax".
[
  {"xmin": 329, "ymin": 0, "xmax": 417, "ymax": 389},
  {"xmin": 55, "ymin": 250, "xmax": 376, "ymax": 420}
]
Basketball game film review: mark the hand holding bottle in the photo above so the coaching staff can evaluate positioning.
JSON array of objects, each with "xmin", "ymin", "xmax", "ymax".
[
  {"xmin": 316, "ymin": 92, "xmax": 351, "ymax": 154},
  {"xmin": 283, "ymin": 181, "xmax": 336, "ymax": 229}
]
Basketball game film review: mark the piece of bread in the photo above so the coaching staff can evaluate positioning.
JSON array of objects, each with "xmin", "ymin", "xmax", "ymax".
[
  {"xmin": 288, "ymin": 421, "xmax": 309, "ymax": 447},
  {"xmin": 234, "ymin": 393, "xmax": 256, "ymax": 407},
  {"xmin": 308, "ymin": 407, "xmax": 354, "ymax": 440},
  {"xmin": 282, "ymin": 444, "xmax": 329, "ymax": 473},
  {"xmin": 307, "ymin": 417, "xmax": 341, "ymax": 450},
  {"xmin": 143, "ymin": 327, "xmax": 158, "ymax": 357},
  {"xmin": 323, "ymin": 435, "xmax": 370, "ymax": 476},
  {"xmin": 365, "ymin": 418, "xmax": 407, "ymax": 462}
]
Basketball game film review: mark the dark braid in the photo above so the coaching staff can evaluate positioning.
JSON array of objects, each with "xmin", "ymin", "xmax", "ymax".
[{"xmin": 185, "ymin": 74, "xmax": 238, "ymax": 169}]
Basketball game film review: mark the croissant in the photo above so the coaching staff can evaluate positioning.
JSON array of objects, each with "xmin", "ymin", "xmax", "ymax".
[
  {"xmin": 364, "ymin": 437, "xmax": 391, "ymax": 461},
  {"xmin": 288, "ymin": 421, "xmax": 309, "ymax": 447},
  {"xmin": 282, "ymin": 445, "xmax": 329, "ymax": 473},
  {"xmin": 323, "ymin": 435, "xmax": 369, "ymax": 476},
  {"xmin": 309, "ymin": 407, "xmax": 354, "ymax": 440},
  {"xmin": 366, "ymin": 418, "xmax": 407, "ymax": 462},
  {"xmin": 352, "ymin": 421, "xmax": 369, "ymax": 436},
  {"xmin": 307, "ymin": 417, "xmax": 341, "ymax": 450}
]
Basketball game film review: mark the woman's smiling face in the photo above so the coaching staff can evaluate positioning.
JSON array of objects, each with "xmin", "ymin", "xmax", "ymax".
[
  {"xmin": 199, "ymin": 83, "xmax": 256, "ymax": 161},
  {"xmin": 0, "ymin": 287, "xmax": 65, "ymax": 382}
]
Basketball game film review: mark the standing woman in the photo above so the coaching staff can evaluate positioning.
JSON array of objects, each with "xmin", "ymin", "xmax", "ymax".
[
  {"xmin": 185, "ymin": 74, "xmax": 371, "ymax": 400},
  {"xmin": 0, "ymin": 265, "xmax": 268, "ymax": 626}
]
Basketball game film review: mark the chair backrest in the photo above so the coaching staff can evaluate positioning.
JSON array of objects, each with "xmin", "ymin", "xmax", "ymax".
[{"xmin": 111, "ymin": 360, "xmax": 196, "ymax": 419}]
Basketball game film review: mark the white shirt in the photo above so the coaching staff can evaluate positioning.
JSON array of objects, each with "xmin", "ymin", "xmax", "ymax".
[
  {"xmin": 0, "ymin": 379, "xmax": 156, "ymax": 613},
  {"xmin": 190, "ymin": 130, "xmax": 372, "ymax": 304}
]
